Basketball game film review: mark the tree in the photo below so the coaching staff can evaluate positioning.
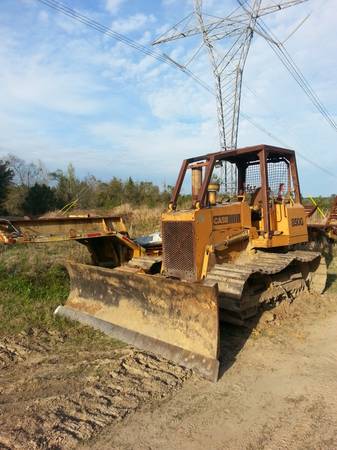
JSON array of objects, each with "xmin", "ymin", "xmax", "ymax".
[
  {"xmin": 0, "ymin": 160, "xmax": 14, "ymax": 214},
  {"xmin": 23, "ymin": 183, "xmax": 56, "ymax": 216},
  {"xmin": 77, "ymin": 175, "xmax": 100, "ymax": 209},
  {"xmin": 96, "ymin": 177, "xmax": 124, "ymax": 209},
  {"xmin": 3, "ymin": 185, "xmax": 28, "ymax": 216},
  {"xmin": 3, "ymin": 155, "xmax": 50, "ymax": 215},
  {"xmin": 6, "ymin": 154, "xmax": 49, "ymax": 187},
  {"xmin": 1, "ymin": 153, "xmax": 190, "ymax": 215},
  {"xmin": 50, "ymin": 163, "xmax": 83, "ymax": 208},
  {"xmin": 124, "ymin": 177, "xmax": 139, "ymax": 204}
]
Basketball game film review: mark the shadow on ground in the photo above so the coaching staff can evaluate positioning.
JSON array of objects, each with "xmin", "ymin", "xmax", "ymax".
[
  {"xmin": 218, "ymin": 314, "xmax": 261, "ymax": 379},
  {"xmin": 217, "ymin": 249, "xmax": 337, "ymax": 379},
  {"xmin": 326, "ymin": 273, "xmax": 337, "ymax": 290}
]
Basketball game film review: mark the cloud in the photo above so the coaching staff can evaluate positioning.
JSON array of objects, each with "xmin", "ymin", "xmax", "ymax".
[
  {"xmin": 111, "ymin": 13, "xmax": 156, "ymax": 34},
  {"xmin": 161, "ymin": 0, "xmax": 216, "ymax": 11},
  {"xmin": 105, "ymin": 0, "xmax": 125, "ymax": 16},
  {"xmin": 55, "ymin": 14, "xmax": 85, "ymax": 34},
  {"xmin": 0, "ymin": 0, "xmax": 335, "ymax": 195},
  {"xmin": 88, "ymin": 118, "xmax": 218, "ymax": 182},
  {"xmin": 0, "ymin": 51, "xmax": 102, "ymax": 116},
  {"xmin": 146, "ymin": 81, "xmax": 214, "ymax": 121},
  {"xmin": 37, "ymin": 10, "xmax": 49, "ymax": 24}
]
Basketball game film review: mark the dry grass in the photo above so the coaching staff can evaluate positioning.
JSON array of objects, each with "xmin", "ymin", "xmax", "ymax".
[
  {"xmin": 307, "ymin": 209, "xmax": 328, "ymax": 225},
  {"xmin": 0, "ymin": 241, "xmax": 90, "ymax": 275},
  {"xmin": 111, "ymin": 204, "xmax": 163, "ymax": 237}
]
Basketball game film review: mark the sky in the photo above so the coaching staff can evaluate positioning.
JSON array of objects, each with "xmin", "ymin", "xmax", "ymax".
[{"xmin": 0, "ymin": 0, "xmax": 336, "ymax": 195}]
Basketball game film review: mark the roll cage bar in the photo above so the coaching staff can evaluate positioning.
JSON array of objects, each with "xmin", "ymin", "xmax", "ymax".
[{"xmin": 169, "ymin": 144, "xmax": 302, "ymax": 236}]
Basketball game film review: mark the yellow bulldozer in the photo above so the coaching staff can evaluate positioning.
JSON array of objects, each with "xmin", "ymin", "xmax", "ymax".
[{"xmin": 55, "ymin": 144, "xmax": 327, "ymax": 381}]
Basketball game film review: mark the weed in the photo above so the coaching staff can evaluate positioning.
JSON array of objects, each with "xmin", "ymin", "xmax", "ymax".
[
  {"xmin": 0, "ymin": 246, "xmax": 122, "ymax": 348},
  {"xmin": 112, "ymin": 203, "xmax": 162, "ymax": 236},
  {"xmin": 0, "ymin": 261, "xmax": 68, "ymax": 336}
]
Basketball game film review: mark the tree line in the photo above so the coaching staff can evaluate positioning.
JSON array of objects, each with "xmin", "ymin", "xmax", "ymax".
[
  {"xmin": 0, "ymin": 155, "xmax": 335, "ymax": 217},
  {"xmin": 0, "ymin": 155, "xmax": 173, "ymax": 217}
]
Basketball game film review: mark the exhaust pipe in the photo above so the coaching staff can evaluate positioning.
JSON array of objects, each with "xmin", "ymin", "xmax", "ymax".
[
  {"xmin": 191, "ymin": 165, "xmax": 203, "ymax": 203},
  {"xmin": 208, "ymin": 183, "xmax": 220, "ymax": 206}
]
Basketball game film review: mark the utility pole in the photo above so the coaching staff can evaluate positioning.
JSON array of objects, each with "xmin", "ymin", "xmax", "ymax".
[{"xmin": 153, "ymin": 0, "xmax": 308, "ymax": 191}]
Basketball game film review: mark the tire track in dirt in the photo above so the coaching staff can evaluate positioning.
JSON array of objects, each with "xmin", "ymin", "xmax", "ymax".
[
  {"xmin": 0, "ymin": 329, "xmax": 66, "ymax": 370},
  {"xmin": 0, "ymin": 336, "xmax": 191, "ymax": 450},
  {"xmin": 0, "ymin": 340, "xmax": 27, "ymax": 369},
  {"xmin": 1, "ymin": 258, "xmax": 335, "ymax": 449}
]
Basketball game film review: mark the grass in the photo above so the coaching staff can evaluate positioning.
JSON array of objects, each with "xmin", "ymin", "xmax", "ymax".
[
  {"xmin": 0, "ymin": 261, "xmax": 68, "ymax": 336},
  {"xmin": 0, "ymin": 244, "xmax": 122, "ymax": 347},
  {"xmin": 0, "ymin": 202, "xmax": 164, "ymax": 344},
  {"xmin": 112, "ymin": 203, "xmax": 162, "ymax": 237},
  {"xmin": 0, "ymin": 204, "xmax": 163, "ymax": 342}
]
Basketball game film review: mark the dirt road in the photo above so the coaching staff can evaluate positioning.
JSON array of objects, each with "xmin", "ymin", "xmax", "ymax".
[
  {"xmin": 84, "ymin": 290, "xmax": 337, "ymax": 450},
  {"xmin": 1, "ymin": 263, "xmax": 337, "ymax": 449}
]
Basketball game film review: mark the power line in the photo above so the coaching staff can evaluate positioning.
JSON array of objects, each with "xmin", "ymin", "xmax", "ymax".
[
  {"xmin": 236, "ymin": 0, "xmax": 337, "ymax": 134},
  {"xmin": 255, "ymin": 20, "xmax": 337, "ymax": 133},
  {"xmin": 152, "ymin": 0, "xmax": 312, "ymax": 191},
  {"xmin": 241, "ymin": 112, "xmax": 335, "ymax": 178},
  {"xmin": 34, "ymin": 0, "xmax": 336, "ymax": 180},
  {"xmin": 35, "ymin": 0, "xmax": 213, "ymax": 94},
  {"xmin": 241, "ymin": 89, "xmax": 335, "ymax": 178}
]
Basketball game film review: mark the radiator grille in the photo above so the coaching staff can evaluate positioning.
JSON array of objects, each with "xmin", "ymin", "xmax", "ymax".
[{"xmin": 162, "ymin": 221, "xmax": 196, "ymax": 281}]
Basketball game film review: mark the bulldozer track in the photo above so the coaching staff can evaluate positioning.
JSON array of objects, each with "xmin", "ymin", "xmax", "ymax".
[
  {"xmin": 0, "ymin": 335, "xmax": 190, "ymax": 450},
  {"xmin": 0, "ymin": 332, "xmax": 64, "ymax": 370},
  {"xmin": 204, "ymin": 250, "xmax": 326, "ymax": 325},
  {"xmin": 121, "ymin": 251, "xmax": 326, "ymax": 328}
]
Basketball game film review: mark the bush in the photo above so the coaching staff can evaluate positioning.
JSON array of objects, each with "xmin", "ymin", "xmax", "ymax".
[
  {"xmin": 23, "ymin": 183, "xmax": 57, "ymax": 216},
  {"xmin": 0, "ymin": 160, "xmax": 14, "ymax": 214}
]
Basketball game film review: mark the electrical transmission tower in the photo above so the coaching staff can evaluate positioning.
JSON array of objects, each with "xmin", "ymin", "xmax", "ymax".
[{"xmin": 153, "ymin": 0, "xmax": 308, "ymax": 191}]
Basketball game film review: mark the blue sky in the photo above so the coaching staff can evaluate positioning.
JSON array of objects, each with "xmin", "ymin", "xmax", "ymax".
[{"xmin": 0, "ymin": 0, "xmax": 336, "ymax": 195}]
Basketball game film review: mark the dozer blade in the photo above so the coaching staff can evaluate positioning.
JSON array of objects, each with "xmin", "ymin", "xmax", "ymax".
[{"xmin": 55, "ymin": 262, "xmax": 220, "ymax": 381}]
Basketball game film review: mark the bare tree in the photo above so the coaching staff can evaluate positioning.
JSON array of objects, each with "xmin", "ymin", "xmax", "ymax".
[{"xmin": 5, "ymin": 154, "xmax": 49, "ymax": 188}]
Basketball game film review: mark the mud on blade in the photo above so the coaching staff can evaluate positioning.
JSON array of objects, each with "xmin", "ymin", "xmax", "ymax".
[{"xmin": 55, "ymin": 262, "xmax": 220, "ymax": 381}]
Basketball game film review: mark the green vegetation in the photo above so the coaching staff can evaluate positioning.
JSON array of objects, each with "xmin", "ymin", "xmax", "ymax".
[
  {"xmin": 0, "ymin": 244, "xmax": 122, "ymax": 347},
  {"xmin": 303, "ymin": 195, "xmax": 336, "ymax": 215},
  {"xmin": 23, "ymin": 183, "xmax": 56, "ymax": 215},
  {"xmin": 0, "ymin": 159, "xmax": 13, "ymax": 214},
  {"xmin": 1, "ymin": 155, "xmax": 180, "ymax": 216},
  {"xmin": 0, "ymin": 262, "xmax": 68, "ymax": 336}
]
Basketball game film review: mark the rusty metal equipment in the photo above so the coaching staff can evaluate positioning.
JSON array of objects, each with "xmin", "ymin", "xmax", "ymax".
[
  {"xmin": 55, "ymin": 145, "xmax": 327, "ymax": 382},
  {"xmin": 327, "ymin": 196, "xmax": 337, "ymax": 241},
  {"xmin": 0, "ymin": 215, "xmax": 144, "ymax": 267},
  {"xmin": 305, "ymin": 195, "xmax": 337, "ymax": 249}
]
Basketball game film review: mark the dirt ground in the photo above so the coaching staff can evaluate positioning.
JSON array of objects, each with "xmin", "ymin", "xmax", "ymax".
[
  {"xmin": 86, "ymin": 295, "xmax": 337, "ymax": 450},
  {"xmin": 0, "ymin": 338, "xmax": 190, "ymax": 449},
  {"xmin": 1, "ymin": 260, "xmax": 337, "ymax": 449}
]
